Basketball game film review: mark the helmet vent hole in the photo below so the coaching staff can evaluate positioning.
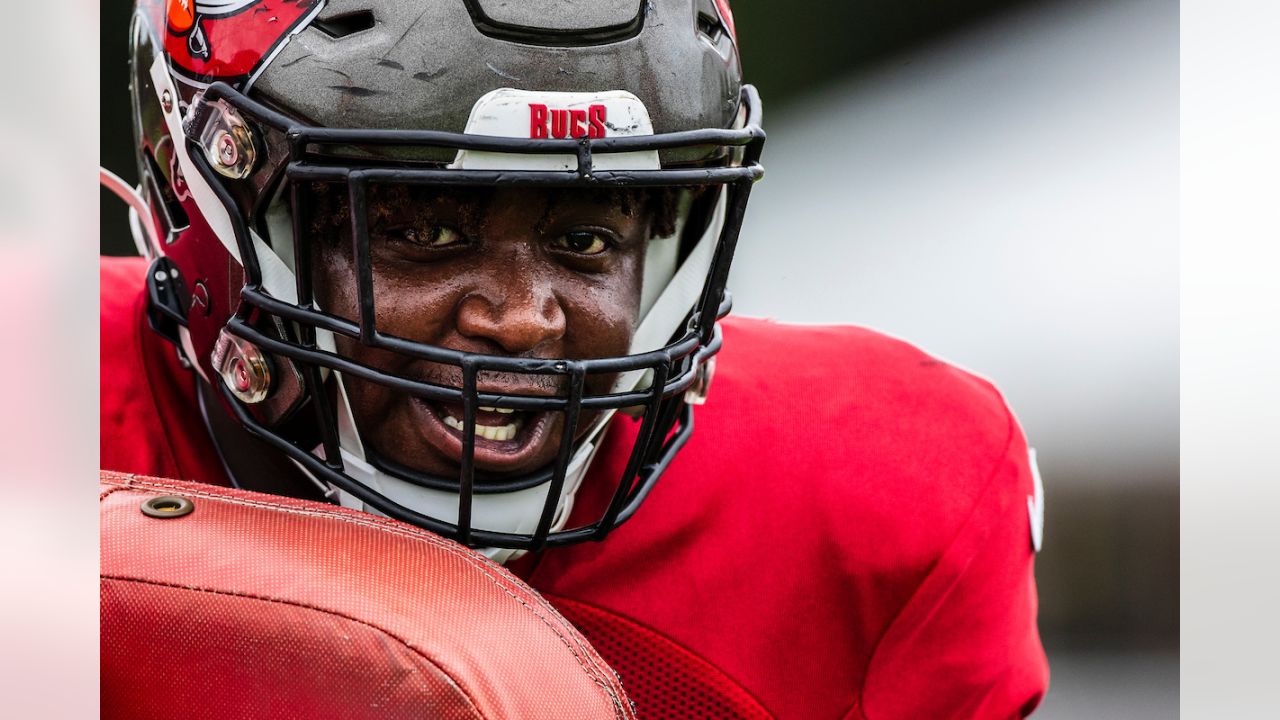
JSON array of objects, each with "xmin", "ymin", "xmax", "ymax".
[
  {"xmin": 696, "ymin": 13, "xmax": 724, "ymax": 42},
  {"xmin": 313, "ymin": 10, "xmax": 376, "ymax": 39}
]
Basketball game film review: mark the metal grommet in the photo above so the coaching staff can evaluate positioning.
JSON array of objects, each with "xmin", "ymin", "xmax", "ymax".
[{"xmin": 141, "ymin": 495, "xmax": 195, "ymax": 519}]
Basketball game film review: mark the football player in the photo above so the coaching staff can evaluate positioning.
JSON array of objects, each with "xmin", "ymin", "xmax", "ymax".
[{"xmin": 102, "ymin": 0, "xmax": 1049, "ymax": 716}]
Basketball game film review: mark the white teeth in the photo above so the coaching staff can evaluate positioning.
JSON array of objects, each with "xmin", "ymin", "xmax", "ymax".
[
  {"xmin": 480, "ymin": 406, "xmax": 516, "ymax": 414},
  {"xmin": 477, "ymin": 423, "xmax": 518, "ymax": 441},
  {"xmin": 442, "ymin": 414, "xmax": 521, "ymax": 442}
]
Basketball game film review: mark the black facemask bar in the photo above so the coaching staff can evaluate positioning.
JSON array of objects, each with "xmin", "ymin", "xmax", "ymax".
[{"xmin": 186, "ymin": 80, "xmax": 764, "ymax": 551}]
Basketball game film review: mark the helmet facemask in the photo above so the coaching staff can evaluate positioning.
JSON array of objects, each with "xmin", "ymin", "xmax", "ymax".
[
  {"xmin": 184, "ymin": 82, "xmax": 762, "ymax": 558},
  {"xmin": 125, "ymin": 0, "xmax": 764, "ymax": 560}
]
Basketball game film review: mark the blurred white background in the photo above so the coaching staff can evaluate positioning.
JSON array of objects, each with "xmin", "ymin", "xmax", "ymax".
[
  {"xmin": 727, "ymin": 0, "xmax": 1178, "ymax": 716},
  {"xmin": 3, "ymin": 0, "xmax": 99, "ymax": 718},
  {"xmin": 731, "ymin": 0, "xmax": 1177, "ymax": 494}
]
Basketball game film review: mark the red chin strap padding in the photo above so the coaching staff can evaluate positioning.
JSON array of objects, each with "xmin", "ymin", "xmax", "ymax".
[{"xmin": 100, "ymin": 472, "xmax": 635, "ymax": 720}]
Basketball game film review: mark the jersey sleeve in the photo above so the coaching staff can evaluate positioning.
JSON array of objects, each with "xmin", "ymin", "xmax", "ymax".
[{"xmin": 856, "ymin": 409, "xmax": 1050, "ymax": 720}]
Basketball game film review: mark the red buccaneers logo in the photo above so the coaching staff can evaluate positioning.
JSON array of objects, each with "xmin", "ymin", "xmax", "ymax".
[
  {"xmin": 143, "ymin": 0, "xmax": 318, "ymax": 85},
  {"xmin": 529, "ymin": 104, "xmax": 608, "ymax": 139},
  {"xmin": 167, "ymin": 0, "xmax": 261, "ymax": 61}
]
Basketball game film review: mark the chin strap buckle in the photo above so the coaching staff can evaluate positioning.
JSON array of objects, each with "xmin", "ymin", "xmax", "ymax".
[{"xmin": 145, "ymin": 257, "xmax": 188, "ymax": 346}]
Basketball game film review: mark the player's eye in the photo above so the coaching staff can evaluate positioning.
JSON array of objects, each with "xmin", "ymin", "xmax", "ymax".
[
  {"xmin": 400, "ymin": 225, "xmax": 464, "ymax": 248},
  {"xmin": 551, "ymin": 230, "xmax": 609, "ymax": 256}
]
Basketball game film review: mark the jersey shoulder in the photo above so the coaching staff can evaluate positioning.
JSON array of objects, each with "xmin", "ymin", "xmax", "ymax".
[
  {"xmin": 714, "ymin": 314, "xmax": 1016, "ymax": 466},
  {"xmin": 101, "ymin": 255, "xmax": 151, "ymax": 407},
  {"xmin": 101, "ymin": 255, "xmax": 149, "ymax": 338},
  {"xmin": 706, "ymin": 315, "xmax": 1026, "ymax": 562},
  {"xmin": 101, "ymin": 256, "xmax": 171, "ymax": 475},
  {"xmin": 100, "ymin": 256, "xmax": 226, "ymax": 485}
]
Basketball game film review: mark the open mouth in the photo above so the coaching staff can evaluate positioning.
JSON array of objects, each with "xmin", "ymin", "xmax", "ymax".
[
  {"xmin": 441, "ymin": 405, "xmax": 524, "ymax": 442},
  {"xmin": 410, "ymin": 397, "xmax": 559, "ymax": 473}
]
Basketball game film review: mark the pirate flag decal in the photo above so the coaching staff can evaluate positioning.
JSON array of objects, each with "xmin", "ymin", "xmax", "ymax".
[{"xmin": 144, "ymin": 0, "xmax": 324, "ymax": 87}]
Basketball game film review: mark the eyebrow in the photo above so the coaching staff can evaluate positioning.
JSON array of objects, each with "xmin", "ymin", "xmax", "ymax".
[{"xmin": 532, "ymin": 188, "xmax": 635, "ymax": 235}]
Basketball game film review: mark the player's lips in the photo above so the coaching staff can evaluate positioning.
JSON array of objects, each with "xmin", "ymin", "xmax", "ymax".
[{"xmin": 409, "ymin": 393, "xmax": 558, "ymax": 473}]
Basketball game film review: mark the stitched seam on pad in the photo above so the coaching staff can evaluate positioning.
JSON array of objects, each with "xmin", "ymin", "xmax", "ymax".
[
  {"xmin": 849, "ymin": 399, "xmax": 1016, "ymax": 720},
  {"xmin": 102, "ymin": 575, "xmax": 486, "ymax": 719},
  {"xmin": 103, "ymin": 471, "xmax": 629, "ymax": 708},
  {"xmin": 105, "ymin": 474, "xmax": 625, "ymax": 706},
  {"xmin": 99, "ymin": 484, "xmax": 131, "ymax": 503}
]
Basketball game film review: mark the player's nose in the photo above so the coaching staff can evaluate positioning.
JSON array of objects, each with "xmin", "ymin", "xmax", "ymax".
[{"xmin": 454, "ymin": 275, "xmax": 567, "ymax": 355}]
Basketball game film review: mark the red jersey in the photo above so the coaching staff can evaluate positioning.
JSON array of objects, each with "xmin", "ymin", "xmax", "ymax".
[{"xmin": 102, "ymin": 256, "xmax": 1048, "ymax": 718}]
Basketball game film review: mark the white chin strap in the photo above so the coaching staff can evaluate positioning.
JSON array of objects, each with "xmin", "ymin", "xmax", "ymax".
[{"xmin": 324, "ymin": 373, "xmax": 599, "ymax": 565}]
